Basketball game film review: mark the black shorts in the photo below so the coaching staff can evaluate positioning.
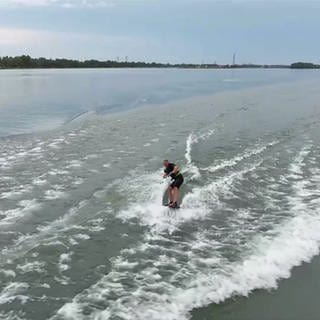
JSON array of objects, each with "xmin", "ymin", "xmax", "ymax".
[{"xmin": 170, "ymin": 175, "xmax": 184, "ymax": 189}]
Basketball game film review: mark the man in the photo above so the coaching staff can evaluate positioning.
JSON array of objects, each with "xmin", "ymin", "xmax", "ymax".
[{"xmin": 163, "ymin": 160, "xmax": 184, "ymax": 208}]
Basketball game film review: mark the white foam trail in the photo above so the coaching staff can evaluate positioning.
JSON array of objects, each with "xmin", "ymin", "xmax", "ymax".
[
  {"xmin": 129, "ymin": 211, "xmax": 320, "ymax": 320},
  {"xmin": 45, "ymin": 189, "xmax": 69, "ymax": 200},
  {"xmin": 117, "ymin": 171, "xmax": 177, "ymax": 233},
  {"xmin": 182, "ymin": 161, "xmax": 262, "ymax": 211},
  {"xmin": 184, "ymin": 133, "xmax": 194, "ymax": 165},
  {"xmin": 16, "ymin": 261, "xmax": 46, "ymax": 274},
  {"xmin": 0, "ymin": 142, "xmax": 44, "ymax": 171},
  {"xmin": 184, "ymin": 133, "xmax": 200, "ymax": 180},
  {"xmin": 48, "ymin": 169, "xmax": 69, "ymax": 176},
  {"xmin": 117, "ymin": 158, "xmax": 260, "ymax": 234},
  {"xmin": 73, "ymin": 234, "xmax": 90, "ymax": 240},
  {"xmin": 0, "ymin": 282, "xmax": 29, "ymax": 305},
  {"xmin": 0, "ymin": 269, "xmax": 16, "ymax": 278},
  {"xmin": 53, "ymin": 145, "xmax": 320, "ymax": 320},
  {"xmin": 57, "ymin": 209, "xmax": 320, "ymax": 320},
  {"xmin": 0, "ymin": 200, "xmax": 89, "ymax": 264},
  {"xmin": 203, "ymin": 140, "xmax": 278, "ymax": 173},
  {"xmin": 33, "ymin": 176, "xmax": 48, "ymax": 186},
  {"xmin": 0, "ymin": 185, "xmax": 33, "ymax": 199},
  {"xmin": 66, "ymin": 160, "xmax": 82, "ymax": 169},
  {"xmin": 184, "ymin": 129, "xmax": 215, "ymax": 180},
  {"xmin": 288, "ymin": 145, "xmax": 311, "ymax": 178},
  {"xmin": 0, "ymin": 199, "xmax": 41, "ymax": 227},
  {"xmin": 59, "ymin": 252, "xmax": 73, "ymax": 272}
]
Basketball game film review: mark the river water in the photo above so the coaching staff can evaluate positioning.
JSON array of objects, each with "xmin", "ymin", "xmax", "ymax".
[{"xmin": 0, "ymin": 68, "xmax": 320, "ymax": 320}]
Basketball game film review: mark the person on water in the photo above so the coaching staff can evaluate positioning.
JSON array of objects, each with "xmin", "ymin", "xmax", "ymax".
[{"xmin": 163, "ymin": 160, "xmax": 184, "ymax": 208}]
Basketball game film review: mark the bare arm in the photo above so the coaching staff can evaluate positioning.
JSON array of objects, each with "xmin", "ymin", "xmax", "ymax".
[
  {"xmin": 165, "ymin": 166, "xmax": 179, "ymax": 177},
  {"xmin": 172, "ymin": 166, "xmax": 179, "ymax": 174}
]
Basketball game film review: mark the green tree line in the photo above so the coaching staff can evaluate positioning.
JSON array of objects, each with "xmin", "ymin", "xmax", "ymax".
[
  {"xmin": 0, "ymin": 55, "xmax": 319, "ymax": 69},
  {"xmin": 0, "ymin": 55, "xmax": 171, "ymax": 69},
  {"xmin": 290, "ymin": 62, "xmax": 320, "ymax": 69}
]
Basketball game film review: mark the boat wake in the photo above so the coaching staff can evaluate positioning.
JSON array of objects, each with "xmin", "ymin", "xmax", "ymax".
[{"xmin": 53, "ymin": 137, "xmax": 320, "ymax": 320}]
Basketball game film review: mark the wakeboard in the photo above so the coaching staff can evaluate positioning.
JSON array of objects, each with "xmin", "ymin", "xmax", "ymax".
[{"xmin": 163, "ymin": 204, "xmax": 180, "ymax": 209}]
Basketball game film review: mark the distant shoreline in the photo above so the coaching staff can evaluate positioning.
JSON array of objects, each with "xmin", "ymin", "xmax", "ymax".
[{"xmin": 0, "ymin": 55, "xmax": 319, "ymax": 70}]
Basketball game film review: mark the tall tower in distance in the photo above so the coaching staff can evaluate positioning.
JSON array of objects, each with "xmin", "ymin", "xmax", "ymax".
[{"xmin": 232, "ymin": 53, "xmax": 236, "ymax": 65}]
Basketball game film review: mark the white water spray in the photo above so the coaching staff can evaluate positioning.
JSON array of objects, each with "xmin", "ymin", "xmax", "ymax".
[{"xmin": 184, "ymin": 129, "xmax": 215, "ymax": 180}]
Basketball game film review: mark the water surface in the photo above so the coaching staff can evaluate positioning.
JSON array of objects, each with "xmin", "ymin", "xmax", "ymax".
[{"xmin": 0, "ymin": 69, "xmax": 320, "ymax": 320}]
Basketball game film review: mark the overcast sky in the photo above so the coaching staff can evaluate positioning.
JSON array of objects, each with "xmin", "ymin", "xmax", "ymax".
[{"xmin": 0, "ymin": 0, "xmax": 319, "ymax": 64}]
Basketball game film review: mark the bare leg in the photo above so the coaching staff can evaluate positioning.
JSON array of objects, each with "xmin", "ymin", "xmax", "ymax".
[
  {"xmin": 167, "ymin": 187, "xmax": 174, "ymax": 203},
  {"xmin": 173, "ymin": 187, "xmax": 179, "ymax": 203}
]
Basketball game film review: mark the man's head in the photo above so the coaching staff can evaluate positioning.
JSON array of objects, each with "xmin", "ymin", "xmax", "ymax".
[{"xmin": 163, "ymin": 160, "xmax": 169, "ymax": 167}]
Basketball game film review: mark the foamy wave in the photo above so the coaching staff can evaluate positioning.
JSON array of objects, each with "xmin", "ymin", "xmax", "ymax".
[
  {"xmin": 56, "ymin": 185, "xmax": 320, "ymax": 319},
  {"xmin": 288, "ymin": 145, "xmax": 311, "ymax": 178},
  {"xmin": 33, "ymin": 176, "xmax": 48, "ymax": 185},
  {"xmin": 0, "ymin": 185, "xmax": 33, "ymax": 200},
  {"xmin": 182, "ymin": 161, "xmax": 262, "ymax": 211},
  {"xmin": 117, "ymin": 155, "xmax": 261, "ymax": 234},
  {"xmin": 47, "ymin": 137, "xmax": 65, "ymax": 149},
  {"xmin": 0, "ymin": 199, "xmax": 41, "ymax": 226},
  {"xmin": 0, "ymin": 142, "xmax": 44, "ymax": 171},
  {"xmin": 16, "ymin": 261, "xmax": 46, "ymax": 274},
  {"xmin": 0, "ymin": 282, "xmax": 29, "ymax": 305},
  {"xmin": 59, "ymin": 252, "xmax": 73, "ymax": 272},
  {"xmin": 45, "ymin": 189, "xmax": 69, "ymax": 200},
  {"xmin": 0, "ymin": 200, "xmax": 89, "ymax": 264},
  {"xmin": 48, "ymin": 169, "xmax": 69, "ymax": 176},
  {"xmin": 203, "ymin": 140, "xmax": 278, "ymax": 173},
  {"xmin": 116, "ymin": 171, "xmax": 175, "ymax": 233},
  {"xmin": 111, "ymin": 211, "xmax": 320, "ymax": 320},
  {"xmin": 0, "ymin": 269, "xmax": 16, "ymax": 278},
  {"xmin": 184, "ymin": 130, "xmax": 215, "ymax": 180},
  {"xmin": 66, "ymin": 160, "xmax": 82, "ymax": 168},
  {"xmin": 52, "ymin": 144, "xmax": 320, "ymax": 320}
]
